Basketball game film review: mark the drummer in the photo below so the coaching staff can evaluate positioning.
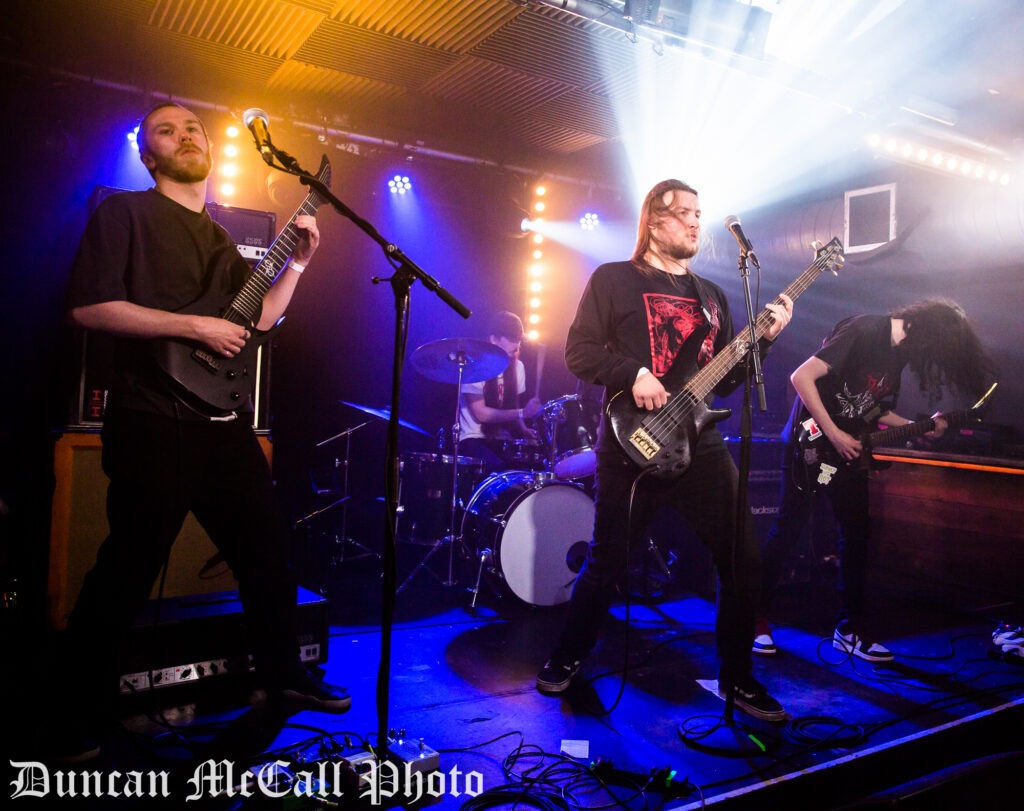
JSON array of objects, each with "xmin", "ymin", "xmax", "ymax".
[{"xmin": 457, "ymin": 311, "xmax": 542, "ymax": 471}]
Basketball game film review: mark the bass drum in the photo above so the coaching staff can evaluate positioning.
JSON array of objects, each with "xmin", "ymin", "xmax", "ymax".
[{"xmin": 461, "ymin": 471, "xmax": 593, "ymax": 606}]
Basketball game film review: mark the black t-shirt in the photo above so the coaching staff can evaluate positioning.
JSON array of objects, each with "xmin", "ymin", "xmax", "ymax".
[
  {"xmin": 805, "ymin": 314, "xmax": 905, "ymax": 426},
  {"xmin": 66, "ymin": 188, "xmax": 251, "ymax": 418}
]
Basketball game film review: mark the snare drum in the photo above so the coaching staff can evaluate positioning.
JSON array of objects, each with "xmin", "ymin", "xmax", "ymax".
[
  {"xmin": 461, "ymin": 471, "xmax": 593, "ymax": 606},
  {"xmin": 399, "ymin": 452, "xmax": 486, "ymax": 541},
  {"xmin": 538, "ymin": 395, "xmax": 597, "ymax": 479}
]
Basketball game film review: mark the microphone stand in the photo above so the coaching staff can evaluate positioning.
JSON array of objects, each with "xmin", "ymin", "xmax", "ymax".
[
  {"xmin": 680, "ymin": 249, "xmax": 768, "ymax": 757},
  {"xmin": 264, "ymin": 143, "xmax": 470, "ymax": 766}
]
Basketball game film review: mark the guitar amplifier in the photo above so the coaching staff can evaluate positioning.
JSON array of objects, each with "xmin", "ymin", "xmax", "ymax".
[{"xmin": 68, "ymin": 188, "xmax": 277, "ymax": 429}]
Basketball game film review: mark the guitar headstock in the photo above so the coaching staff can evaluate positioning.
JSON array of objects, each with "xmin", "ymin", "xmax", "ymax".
[{"xmin": 811, "ymin": 237, "xmax": 845, "ymax": 276}]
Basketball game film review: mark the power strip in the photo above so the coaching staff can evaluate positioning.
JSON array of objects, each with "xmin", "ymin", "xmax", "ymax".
[{"xmin": 119, "ymin": 643, "xmax": 322, "ymax": 694}]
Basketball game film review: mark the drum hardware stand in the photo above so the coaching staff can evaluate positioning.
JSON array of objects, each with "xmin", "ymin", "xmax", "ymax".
[
  {"xmin": 398, "ymin": 348, "xmax": 473, "ymax": 594},
  {"xmin": 295, "ymin": 420, "xmax": 379, "ymax": 565},
  {"xmin": 469, "ymin": 546, "xmax": 505, "ymax": 609}
]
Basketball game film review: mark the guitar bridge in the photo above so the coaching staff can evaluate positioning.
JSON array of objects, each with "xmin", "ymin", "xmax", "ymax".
[{"xmin": 629, "ymin": 426, "xmax": 660, "ymax": 460}]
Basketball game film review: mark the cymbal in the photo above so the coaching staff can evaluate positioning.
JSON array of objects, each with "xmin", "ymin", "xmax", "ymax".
[
  {"xmin": 339, "ymin": 401, "xmax": 430, "ymax": 436},
  {"xmin": 410, "ymin": 337, "xmax": 510, "ymax": 384}
]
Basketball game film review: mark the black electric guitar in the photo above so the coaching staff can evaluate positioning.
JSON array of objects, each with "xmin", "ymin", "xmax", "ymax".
[
  {"xmin": 151, "ymin": 155, "xmax": 331, "ymax": 414},
  {"xmin": 607, "ymin": 237, "xmax": 845, "ymax": 478},
  {"xmin": 794, "ymin": 382, "xmax": 998, "ymax": 488}
]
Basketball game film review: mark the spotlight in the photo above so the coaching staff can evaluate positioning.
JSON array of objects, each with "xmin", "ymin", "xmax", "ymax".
[
  {"xmin": 225, "ymin": 125, "xmax": 239, "ymax": 138},
  {"xmin": 579, "ymin": 212, "xmax": 600, "ymax": 231},
  {"xmin": 127, "ymin": 125, "xmax": 140, "ymax": 150},
  {"xmin": 388, "ymin": 174, "xmax": 412, "ymax": 194}
]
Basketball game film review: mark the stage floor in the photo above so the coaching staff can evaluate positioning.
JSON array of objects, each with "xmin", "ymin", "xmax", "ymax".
[{"xmin": 9, "ymin": 539, "xmax": 1024, "ymax": 810}]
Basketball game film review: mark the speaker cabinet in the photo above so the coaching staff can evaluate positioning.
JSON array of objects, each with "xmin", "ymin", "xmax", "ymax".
[{"xmin": 47, "ymin": 431, "xmax": 273, "ymax": 629}]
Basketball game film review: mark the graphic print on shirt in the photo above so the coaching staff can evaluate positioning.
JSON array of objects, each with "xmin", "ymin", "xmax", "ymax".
[
  {"xmin": 833, "ymin": 373, "xmax": 892, "ymax": 419},
  {"xmin": 644, "ymin": 293, "xmax": 719, "ymax": 377}
]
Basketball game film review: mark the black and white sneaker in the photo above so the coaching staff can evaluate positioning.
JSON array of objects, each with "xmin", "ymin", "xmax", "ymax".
[
  {"xmin": 721, "ymin": 678, "xmax": 788, "ymax": 723},
  {"xmin": 536, "ymin": 653, "xmax": 582, "ymax": 694},
  {"xmin": 833, "ymin": 625, "xmax": 894, "ymax": 663}
]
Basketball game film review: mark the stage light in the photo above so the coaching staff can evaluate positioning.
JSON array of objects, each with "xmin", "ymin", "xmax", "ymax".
[
  {"xmin": 224, "ymin": 144, "xmax": 239, "ymax": 158},
  {"xmin": 532, "ymin": 249, "xmax": 543, "ymax": 260},
  {"xmin": 127, "ymin": 125, "xmax": 140, "ymax": 150},
  {"xmin": 529, "ymin": 281, "xmax": 542, "ymax": 293},
  {"xmin": 528, "ymin": 313, "xmax": 540, "ymax": 325},
  {"xmin": 534, "ymin": 201, "xmax": 546, "ymax": 213},
  {"xmin": 532, "ymin": 233, "xmax": 544, "ymax": 244},
  {"xmin": 526, "ymin": 329, "xmax": 540, "ymax": 341},
  {"xmin": 225, "ymin": 125, "xmax": 239, "ymax": 138},
  {"xmin": 221, "ymin": 163, "xmax": 237, "ymax": 177},
  {"xmin": 529, "ymin": 263, "xmax": 544, "ymax": 277},
  {"xmin": 579, "ymin": 212, "xmax": 600, "ymax": 231},
  {"xmin": 220, "ymin": 182, "xmax": 235, "ymax": 197},
  {"xmin": 521, "ymin": 217, "xmax": 533, "ymax": 232},
  {"xmin": 388, "ymin": 174, "xmax": 412, "ymax": 194}
]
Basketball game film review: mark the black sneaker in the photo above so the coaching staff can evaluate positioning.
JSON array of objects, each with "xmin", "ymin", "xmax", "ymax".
[
  {"xmin": 536, "ymin": 653, "xmax": 582, "ymax": 694},
  {"xmin": 275, "ymin": 673, "xmax": 351, "ymax": 714},
  {"xmin": 721, "ymin": 678, "xmax": 788, "ymax": 723}
]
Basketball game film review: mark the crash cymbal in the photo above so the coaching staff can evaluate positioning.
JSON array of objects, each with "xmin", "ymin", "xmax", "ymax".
[
  {"xmin": 339, "ymin": 401, "xmax": 430, "ymax": 436},
  {"xmin": 410, "ymin": 337, "xmax": 510, "ymax": 384}
]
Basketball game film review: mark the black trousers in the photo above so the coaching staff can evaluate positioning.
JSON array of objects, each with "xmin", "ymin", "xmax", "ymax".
[
  {"xmin": 63, "ymin": 408, "xmax": 303, "ymax": 715},
  {"xmin": 760, "ymin": 446, "xmax": 871, "ymax": 626},
  {"xmin": 554, "ymin": 429, "xmax": 761, "ymax": 686}
]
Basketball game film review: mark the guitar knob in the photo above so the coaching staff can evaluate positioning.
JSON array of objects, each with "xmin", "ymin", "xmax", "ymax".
[
  {"xmin": 231, "ymin": 392, "xmax": 241, "ymax": 401},
  {"xmin": 226, "ymin": 370, "xmax": 237, "ymax": 380}
]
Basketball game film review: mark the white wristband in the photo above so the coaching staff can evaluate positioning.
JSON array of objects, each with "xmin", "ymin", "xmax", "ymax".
[
  {"xmin": 636, "ymin": 366, "xmax": 650, "ymax": 380},
  {"xmin": 290, "ymin": 260, "xmax": 306, "ymax": 274}
]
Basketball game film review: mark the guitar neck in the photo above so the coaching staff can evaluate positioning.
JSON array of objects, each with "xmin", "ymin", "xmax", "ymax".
[
  {"xmin": 684, "ymin": 238, "xmax": 843, "ymax": 401},
  {"xmin": 866, "ymin": 410, "xmax": 968, "ymax": 450},
  {"xmin": 222, "ymin": 156, "xmax": 331, "ymax": 326}
]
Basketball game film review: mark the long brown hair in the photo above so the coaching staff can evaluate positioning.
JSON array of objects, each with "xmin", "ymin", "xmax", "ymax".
[{"xmin": 630, "ymin": 179, "xmax": 699, "ymax": 276}]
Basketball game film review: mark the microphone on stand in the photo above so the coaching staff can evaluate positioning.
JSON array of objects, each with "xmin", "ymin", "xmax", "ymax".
[
  {"xmin": 242, "ymin": 108, "xmax": 275, "ymax": 165},
  {"xmin": 723, "ymin": 215, "xmax": 760, "ymax": 269}
]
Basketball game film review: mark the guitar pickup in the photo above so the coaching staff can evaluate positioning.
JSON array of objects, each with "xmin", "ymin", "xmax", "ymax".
[
  {"xmin": 192, "ymin": 348, "xmax": 222, "ymax": 374},
  {"xmin": 629, "ymin": 427, "xmax": 660, "ymax": 460}
]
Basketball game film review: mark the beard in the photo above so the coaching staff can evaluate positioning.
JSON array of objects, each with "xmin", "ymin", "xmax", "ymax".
[
  {"xmin": 664, "ymin": 242, "xmax": 698, "ymax": 261},
  {"xmin": 152, "ymin": 147, "xmax": 212, "ymax": 183}
]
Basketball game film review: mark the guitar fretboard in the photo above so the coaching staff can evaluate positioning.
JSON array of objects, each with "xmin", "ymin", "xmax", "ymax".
[{"xmin": 222, "ymin": 155, "xmax": 331, "ymax": 326}]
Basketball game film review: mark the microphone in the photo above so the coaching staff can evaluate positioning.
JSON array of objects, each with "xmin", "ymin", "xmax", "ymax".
[
  {"xmin": 723, "ymin": 215, "xmax": 760, "ymax": 267},
  {"xmin": 242, "ymin": 108, "xmax": 274, "ymax": 164}
]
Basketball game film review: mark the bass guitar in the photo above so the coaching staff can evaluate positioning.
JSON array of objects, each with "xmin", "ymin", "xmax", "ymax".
[
  {"xmin": 795, "ymin": 382, "xmax": 997, "ymax": 488},
  {"xmin": 607, "ymin": 237, "xmax": 845, "ymax": 478},
  {"xmin": 151, "ymin": 155, "xmax": 331, "ymax": 414}
]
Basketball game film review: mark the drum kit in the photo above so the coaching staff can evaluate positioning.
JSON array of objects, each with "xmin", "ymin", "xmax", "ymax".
[{"xmin": 381, "ymin": 336, "xmax": 601, "ymax": 607}]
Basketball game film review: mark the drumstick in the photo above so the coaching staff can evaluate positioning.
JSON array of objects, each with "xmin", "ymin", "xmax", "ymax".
[{"xmin": 533, "ymin": 342, "xmax": 546, "ymax": 401}]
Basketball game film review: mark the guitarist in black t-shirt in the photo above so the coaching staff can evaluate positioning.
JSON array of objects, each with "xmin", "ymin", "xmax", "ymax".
[{"xmin": 754, "ymin": 299, "xmax": 996, "ymax": 663}]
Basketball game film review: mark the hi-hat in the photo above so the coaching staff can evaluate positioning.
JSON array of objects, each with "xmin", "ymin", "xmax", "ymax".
[
  {"xmin": 410, "ymin": 337, "xmax": 509, "ymax": 384},
  {"xmin": 339, "ymin": 401, "xmax": 430, "ymax": 436}
]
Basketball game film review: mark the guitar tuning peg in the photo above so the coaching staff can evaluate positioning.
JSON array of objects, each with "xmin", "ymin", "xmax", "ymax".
[{"xmin": 810, "ymin": 240, "xmax": 823, "ymax": 251}]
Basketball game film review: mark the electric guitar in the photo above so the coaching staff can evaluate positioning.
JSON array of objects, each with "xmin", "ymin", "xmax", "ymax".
[
  {"xmin": 607, "ymin": 237, "xmax": 845, "ymax": 478},
  {"xmin": 151, "ymin": 155, "xmax": 331, "ymax": 414},
  {"xmin": 795, "ymin": 382, "xmax": 998, "ymax": 488}
]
